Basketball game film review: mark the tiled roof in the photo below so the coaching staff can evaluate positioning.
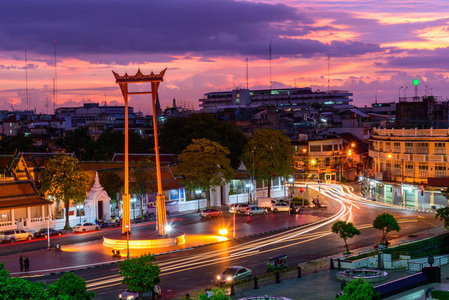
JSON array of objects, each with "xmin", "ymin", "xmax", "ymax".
[
  {"xmin": 0, "ymin": 196, "xmax": 52, "ymax": 209},
  {"xmin": 0, "ymin": 180, "xmax": 38, "ymax": 198},
  {"xmin": 0, "ymin": 179, "xmax": 51, "ymax": 209}
]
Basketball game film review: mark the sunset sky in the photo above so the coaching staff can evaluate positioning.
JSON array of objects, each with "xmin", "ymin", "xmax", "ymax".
[{"xmin": 1, "ymin": 0, "xmax": 449, "ymax": 114}]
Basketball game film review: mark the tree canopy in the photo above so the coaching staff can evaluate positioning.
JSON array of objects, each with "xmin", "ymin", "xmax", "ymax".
[
  {"xmin": 55, "ymin": 126, "xmax": 92, "ymax": 160},
  {"xmin": 99, "ymin": 171, "xmax": 122, "ymax": 202},
  {"xmin": 176, "ymin": 138, "xmax": 235, "ymax": 207},
  {"xmin": 435, "ymin": 207, "xmax": 449, "ymax": 230},
  {"xmin": 241, "ymin": 128, "xmax": 295, "ymax": 197},
  {"xmin": 40, "ymin": 154, "xmax": 89, "ymax": 230},
  {"xmin": 372, "ymin": 213, "xmax": 401, "ymax": 244},
  {"xmin": 119, "ymin": 254, "xmax": 161, "ymax": 295},
  {"xmin": 158, "ymin": 113, "xmax": 247, "ymax": 168},
  {"xmin": 331, "ymin": 220, "xmax": 361, "ymax": 254},
  {"xmin": 0, "ymin": 263, "xmax": 94, "ymax": 300},
  {"xmin": 337, "ymin": 278, "xmax": 381, "ymax": 300},
  {"xmin": 46, "ymin": 272, "xmax": 95, "ymax": 300}
]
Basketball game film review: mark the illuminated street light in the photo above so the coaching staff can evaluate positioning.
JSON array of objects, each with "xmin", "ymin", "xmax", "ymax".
[
  {"xmin": 131, "ymin": 198, "xmax": 136, "ymax": 221},
  {"xmin": 196, "ymin": 189, "xmax": 202, "ymax": 213},
  {"xmin": 76, "ymin": 204, "xmax": 83, "ymax": 224},
  {"xmin": 165, "ymin": 224, "xmax": 173, "ymax": 234}
]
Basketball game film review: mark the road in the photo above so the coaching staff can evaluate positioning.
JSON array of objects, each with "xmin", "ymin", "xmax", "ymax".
[{"xmin": 17, "ymin": 183, "xmax": 443, "ymax": 299}]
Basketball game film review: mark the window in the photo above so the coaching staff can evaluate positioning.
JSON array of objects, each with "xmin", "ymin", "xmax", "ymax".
[
  {"xmin": 435, "ymin": 143, "xmax": 446, "ymax": 155},
  {"xmin": 379, "ymin": 142, "xmax": 384, "ymax": 152},
  {"xmin": 435, "ymin": 164, "xmax": 446, "ymax": 178},
  {"xmin": 394, "ymin": 142, "xmax": 400, "ymax": 153},
  {"xmin": 334, "ymin": 145, "xmax": 339, "ymax": 151},
  {"xmin": 418, "ymin": 143, "xmax": 428, "ymax": 154},
  {"xmin": 310, "ymin": 145, "xmax": 321, "ymax": 152},
  {"xmin": 394, "ymin": 163, "xmax": 401, "ymax": 176},
  {"xmin": 405, "ymin": 164, "xmax": 414, "ymax": 177},
  {"xmin": 405, "ymin": 143, "xmax": 413, "ymax": 154},
  {"xmin": 385, "ymin": 142, "xmax": 391, "ymax": 152},
  {"xmin": 323, "ymin": 145, "xmax": 333, "ymax": 151},
  {"xmin": 418, "ymin": 164, "xmax": 429, "ymax": 178}
]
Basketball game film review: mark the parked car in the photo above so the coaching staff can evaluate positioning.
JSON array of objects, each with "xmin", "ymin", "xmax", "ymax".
[
  {"xmin": 0, "ymin": 229, "xmax": 34, "ymax": 243},
  {"xmin": 271, "ymin": 202, "xmax": 290, "ymax": 212},
  {"xmin": 199, "ymin": 208, "xmax": 223, "ymax": 218},
  {"xmin": 229, "ymin": 204, "xmax": 250, "ymax": 214},
  {"xmin": 34, "ymin": 228, "xmax": 63, "ymax": 238},
  {"xmin": 119, "ymin": 285, "xmax": 161, "ymax": 299},
  {"xmin": 217, "ymin": 266, "xmax": 252, "ymax": 284},
  {"xmin": 73, "ymin": 222, "xmax": 100, "ymax": 233},
  {"xmin": 245, "ymin": 206, "xmax": 268, "ymax": 216}
]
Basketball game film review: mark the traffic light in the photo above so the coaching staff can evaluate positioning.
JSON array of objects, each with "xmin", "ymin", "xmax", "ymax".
[
  {"xmin": 421, "ymin": 186, "xmax": 424, "ymax": 196},
  {"xmin": 300, "ymin": 187, "xmax": 304, "ymax": 193}
]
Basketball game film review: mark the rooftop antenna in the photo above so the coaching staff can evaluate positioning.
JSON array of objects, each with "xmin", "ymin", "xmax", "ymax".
[
  {"xmin": 45, "ymin": 97, "xmax": 49, "ymax": 114},
  {"xmin": 104, "ymin": 93, "xmax": 107, "ymax": 106},
  {"xmin": 327, "ymin": 54, "xmax": 330, "ymax": 92},
  {"xmin": 269, "ymin": 39, "xmax": 272, "ymax": 89},
  {"xmin": 24, "ymin": 47, "xmax": 30, "ymax": 110},
  {"xmin": 246, "ymin": 57, "xmax": 249, "ymax": 89},
  {"xmin": 53, "ymin": 40, "xmax": 58, "ymax": 113}
]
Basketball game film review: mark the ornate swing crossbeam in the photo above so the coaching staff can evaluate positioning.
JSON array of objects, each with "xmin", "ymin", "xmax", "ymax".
[{"xmin": 113, "ymin": 68, "xmax": 167, "ymax": 236}]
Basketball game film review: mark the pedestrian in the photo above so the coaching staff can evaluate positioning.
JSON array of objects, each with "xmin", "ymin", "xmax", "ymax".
[
  {"xmin": 24, "ymin": 256, "xmax": 29, "ymax": 272},
  {"xmin": 19, "ymin": 255, "xmax": 23, "ymax": 272}
]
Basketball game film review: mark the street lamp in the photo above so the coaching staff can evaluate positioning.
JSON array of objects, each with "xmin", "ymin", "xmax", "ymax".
[
  {"xmin": 196, "ymin": 189, "xmax": 202, "ymax": 213},
  {"xmin": 131, "ymin": 198, "xmax": 136, "ymax": 221},
  {"xmin": 288, "ymin": 177, "xmax": 294, "ymax": 198},
  {"xmin": 252, "ymin": 147, "xmax": 256, "ymax": 203},
  {"xmin": 125, "ymin": 224, "xmax": 129, "ymax": 259},
  {"xmin": 76, "ymin": 204, "xmax": 83, "ymax": 224}
]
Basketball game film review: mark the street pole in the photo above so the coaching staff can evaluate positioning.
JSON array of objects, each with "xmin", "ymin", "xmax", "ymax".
[
  {"xmin": 47, "ymin": 207, "xmax": 51, "ymax": 249},
  {"xmin": 252, "ymin": 147, "xmax": 256, "ymax": 203},
  {"xmin": 401, "ymin": 158, "xmax": 404, "ymax": 206},
  {"xmin": 126, "ymin": 224, "xmax": 129, "ymax": 259}
]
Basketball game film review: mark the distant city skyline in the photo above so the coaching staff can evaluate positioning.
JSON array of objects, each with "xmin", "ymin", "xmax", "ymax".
[{"xmin": 1, "ymin": 0, "xmax": 449, "ymax": 114}]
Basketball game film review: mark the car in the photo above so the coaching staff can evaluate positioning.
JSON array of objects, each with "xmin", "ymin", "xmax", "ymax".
[
  {"xmin": 199, "ymin": 208, "xmax": 223, "ymax": 218},
  {"xmin": 217, "ymin": 266, "xmax": 252, "ymax": 284},
  {"xmin": 245, "ymin": 206, "xmax": 268, "ymax": 216},
  {"xmin": 119, "ymin": 285, "xmax": 161, "ymax": 299},
  {"xmin": 34, "ymin": 228, "xmax": 63, "ymax": 238},
  {"xmin": 73, "ymin": 222, "xmax": 100, "ymax": 233},
  {"xmin": 0, "ymin": 229, "xmax": 34, "ymax": 243},
  {"xmin": 271, "ymin": 202, "xmax": 290, "ymax": 212},
  {"xmin": 229, "ymin": 204, "xmax": 250, "ymax": 214}
]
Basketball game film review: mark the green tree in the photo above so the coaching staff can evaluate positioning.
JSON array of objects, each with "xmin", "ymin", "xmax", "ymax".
[
  {"xmin": 99, "ymin": 171, "xmax": 123, "ymax": 205},
  {"xmin": 119, "ymin": 254, "xmax": 161, "ymax": 297},
  {"xmin": 176, "ymin": 138, "xmax": 236, "ymax": 207},
  {"xmin": 0, "ymin": 133, "xmax": 36, "ymax": 154},
  {"xmin": 47, "ymin": 272, "xmax": 95, "ymax": 300},
  {"xmin": 56, "ymin": 126, "xmax": 93, "ymax": 160},
  {"xmin": 372, "ymin": 213, "xmax": 401, "ymax": 244},
  {"xmin": 435, "ymin": 207, "xmax": 449, "ymax": 229},
  {"xmin": 331, "ymin": 221, "xmax": 361, "ymax": 254},
  {"xmin": 40, "ymin": 155, "xmax": 89, "ymax": 230},
  {"xmin": 337, "ymin": 278, "xmax": 381, "ymax": 300},
  {"xmin": 241, "ymin": 129, "xmax": 295, "ymax": 197},
  {"xmin": 130, "ymin": 159, "xmax": 154, "ymax": 217},
  {"xmin": 159, "ymin": 113, "xmax": 247, "ymax": 168}
]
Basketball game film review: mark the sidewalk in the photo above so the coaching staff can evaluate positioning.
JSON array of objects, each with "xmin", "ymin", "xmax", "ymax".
[{"xmin": 232, "ymin": 264, "xmax": 449, "ymax": 300}]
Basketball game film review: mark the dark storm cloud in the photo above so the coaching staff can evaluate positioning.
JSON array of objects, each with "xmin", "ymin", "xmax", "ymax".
[{"xmin": 0, "ymin": 0, "xmax": 384, "ymax": 64}]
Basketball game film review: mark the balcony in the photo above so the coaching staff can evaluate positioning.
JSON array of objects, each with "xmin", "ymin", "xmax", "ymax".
[{"xmin": 413, "ymin": 154, "xmax": 426, "ymax": 162}]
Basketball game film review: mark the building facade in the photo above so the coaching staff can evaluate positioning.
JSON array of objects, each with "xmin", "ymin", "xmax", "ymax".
[{"xmin": 368, "ymin": 127, "xmax": 449, "ymax": 209}]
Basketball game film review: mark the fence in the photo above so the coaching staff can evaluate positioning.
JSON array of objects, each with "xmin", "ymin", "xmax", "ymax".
[{"xmin": 408, "ymin": 255, "xmax": 449, "ymax": 272}]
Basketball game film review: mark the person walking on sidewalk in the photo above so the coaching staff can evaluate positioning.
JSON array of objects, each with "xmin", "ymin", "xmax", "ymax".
[
  {"xmin": 24, "ymin": 256, "xmax": 29, "ymax": 272},
  {"xmin": 19, "ymin": 255, "xmax": 23, "ymax": 272}
]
